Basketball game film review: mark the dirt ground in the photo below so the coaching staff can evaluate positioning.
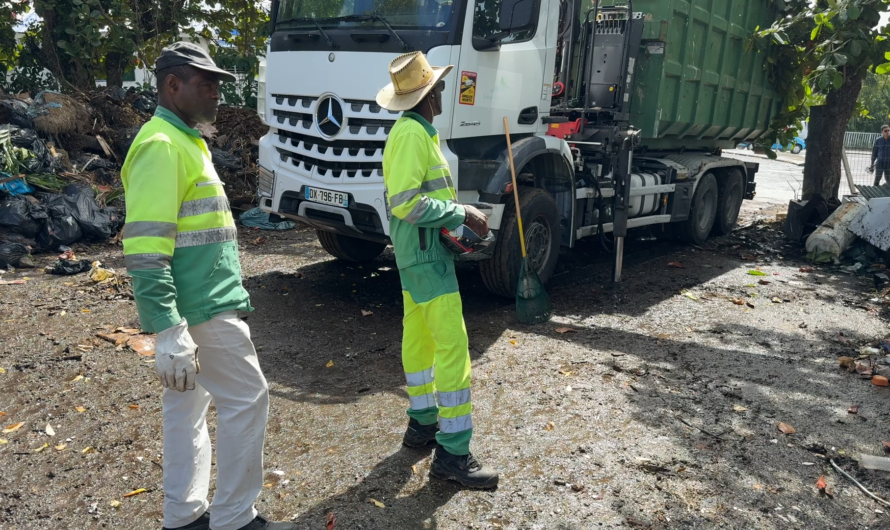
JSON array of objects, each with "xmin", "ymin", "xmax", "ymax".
[{"xmin": 2, "ymin": 198, "xmax": 890, "ymax": 530}]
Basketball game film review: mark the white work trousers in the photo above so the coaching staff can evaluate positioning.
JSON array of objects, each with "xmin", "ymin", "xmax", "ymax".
[{"xmin": 161, "ymin": 311, "xmax": 269, "ymax": 530}]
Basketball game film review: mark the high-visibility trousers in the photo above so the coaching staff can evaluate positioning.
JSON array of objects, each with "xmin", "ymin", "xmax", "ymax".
[{"xmin": 399, "ymin": 259, "xmax": 473, "ymax": 455}]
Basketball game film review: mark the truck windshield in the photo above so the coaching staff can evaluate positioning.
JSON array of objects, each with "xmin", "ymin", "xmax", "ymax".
[{"xmin": 276, "ymin": 0, "xmax": 457, "ymax": 30}]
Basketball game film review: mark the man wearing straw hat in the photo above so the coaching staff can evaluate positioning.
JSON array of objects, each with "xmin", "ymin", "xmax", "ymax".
[{"xmin": 377, "ymin": 51, "xmax": 499, "ymax": 489}]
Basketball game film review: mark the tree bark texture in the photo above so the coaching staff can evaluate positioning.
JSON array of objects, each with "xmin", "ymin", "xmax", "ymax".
[
  {"xmin": 803, "ymin": 72, "xmax": 863, "ymax": 200},
  {"xmin": 105, "ymin": 52, "xmax": 125, "ymax": 88}
]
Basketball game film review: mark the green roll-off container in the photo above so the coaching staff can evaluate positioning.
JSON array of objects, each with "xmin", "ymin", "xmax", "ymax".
[{"xmin": 621, "ymin": 0, "xmax": 783, "ymax": 150}]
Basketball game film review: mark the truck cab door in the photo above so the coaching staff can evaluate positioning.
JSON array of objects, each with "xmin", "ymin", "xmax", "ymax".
[{"xmin": 450, "ymin": 0, "xmax": 557, "ymax": 141}]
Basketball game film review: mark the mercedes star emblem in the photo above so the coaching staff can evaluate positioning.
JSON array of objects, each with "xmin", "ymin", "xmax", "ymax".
[{"xmin": 316, "ymin": 95, "xmax": 344, "ymax": 138}]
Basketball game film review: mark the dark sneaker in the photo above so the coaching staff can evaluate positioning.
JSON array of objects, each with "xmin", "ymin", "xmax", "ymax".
[
  {"xmin": 163, "ymin": 511, "xmax": 209, "ymax": 530},
  {"xmin": 403, "ymin": 418, "xmax": 439, "ymax": 447},
  {"xmin": 235, "ymin": 515, "xmax": 297, "ymax": 530},
  {"xmin": 430, "ymin": 445, "xmax": 499, "ymax": 489}
]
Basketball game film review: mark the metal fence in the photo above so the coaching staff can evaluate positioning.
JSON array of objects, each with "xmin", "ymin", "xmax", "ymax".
[
  {"xmin": 845, "ymin": 131, "xmax": 881, "ymax": 150},
  {"xmin": 838, "ymin": 132, "xmax": 885, "ymax": 196},
  {"xmin": 840, "ymin": 148, "xmax": 875, "ymax": 196}
]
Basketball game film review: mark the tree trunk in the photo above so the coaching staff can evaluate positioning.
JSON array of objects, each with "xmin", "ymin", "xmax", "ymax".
[
  {"xmin": 802, "ymin": 72, "xmax": 863, "ymax": 200},
  {"xmin": 105, "ymin": 52, "xmax": 125, "ymax": 88},
  {"xmin": 34, "ymin": 2, "xmax": 96, "ymax": 91}
]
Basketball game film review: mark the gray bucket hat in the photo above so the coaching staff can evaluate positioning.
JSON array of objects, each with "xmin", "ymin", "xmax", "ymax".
[{"xmin": 155, "ymin": 41, "xmax": 236, "ymax": 83}]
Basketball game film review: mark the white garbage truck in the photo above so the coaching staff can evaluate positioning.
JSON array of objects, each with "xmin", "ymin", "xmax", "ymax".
[{"xmin": 257, "ymin": 0, "xmax": 783, "ymax": 296}]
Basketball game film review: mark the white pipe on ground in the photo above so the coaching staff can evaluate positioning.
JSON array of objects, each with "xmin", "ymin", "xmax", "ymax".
[{"xmin": 805, "ymin": 201, "xmax": 865, "ymax": 259}]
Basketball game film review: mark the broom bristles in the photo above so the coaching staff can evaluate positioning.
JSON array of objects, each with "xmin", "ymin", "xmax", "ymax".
[{"xmin": 515, "ymin": 259, "xmax": 552, "ymax": 324}]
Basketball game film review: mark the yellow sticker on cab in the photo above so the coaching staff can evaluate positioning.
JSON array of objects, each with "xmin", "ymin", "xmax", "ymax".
[{"xmin": 460, "ymin": 71, "xmax": 477, "ymax": 106}]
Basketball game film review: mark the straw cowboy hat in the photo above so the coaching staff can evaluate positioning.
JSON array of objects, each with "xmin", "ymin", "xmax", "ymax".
[{"xmin": 376, "ymin": 51, "xmax": 454, "ymax": 112}]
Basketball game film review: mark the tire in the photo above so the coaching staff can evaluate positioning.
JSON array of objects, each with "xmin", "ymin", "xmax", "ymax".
[
  {"xmin": 480, "ymin": 188, "xmax": 561, "ymax": 298},
  {"xmin": 791, "ymin": 144, "xmax": 803, "ymax": 154},
  {"xmin": 677, "ymin": 173, "xmax": 719, "ymax": 245},
  {"xmin": 713, "ymin": 169, "xmax": 744, "ymax": 236},
  {"xmin": 316, "ymin": 230, "xmax": 386, "ymax": 262}
]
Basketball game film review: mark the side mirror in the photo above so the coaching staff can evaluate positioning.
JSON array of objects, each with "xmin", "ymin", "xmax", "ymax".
[{"xmin": 498, "ymin": 0, "xmax": 539, "ymax": 34}]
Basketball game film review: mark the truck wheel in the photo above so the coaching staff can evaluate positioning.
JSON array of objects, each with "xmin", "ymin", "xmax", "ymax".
[
  {"xmin": 317, "ymin": 230, "xmax": 386, "ymax": 262},
  {"xmin": 792, "ymin": 144, "xmax": 803, "ymax": 154},
  {"xmin": 480, "ymin": 188, "xmax": 561, "ymax": 298},
  {"xmin": 713, "ymin": 169, "xmax": 744, "ymax": 236},
  {"xmin": 677, "ymin": 173, "xmax": 718, "ymax": 245}
]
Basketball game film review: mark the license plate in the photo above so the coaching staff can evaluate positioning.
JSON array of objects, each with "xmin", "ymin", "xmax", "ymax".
[{"xmin": 304, "ymin": 187, "xmax": 348, "ymax": 208}]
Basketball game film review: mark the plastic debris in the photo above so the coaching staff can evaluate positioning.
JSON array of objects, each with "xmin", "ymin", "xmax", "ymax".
[
  {"xmin": 48, "ymin": 259, "xmax": 92, "ymax": 276},
  {"xmin": 860, "ymin": 454, "xmax": 890, "ymax": 471},
  {"xmin": 0, "ymin": 173, "xmax": 34, "ymax": 196},
  {"xmin": 240, "ymin": 207, "xmax": 296, "ymax": 231},
  {"xmin": 89, "ymin": 261, "xmax": 118, "ymax": 284}
]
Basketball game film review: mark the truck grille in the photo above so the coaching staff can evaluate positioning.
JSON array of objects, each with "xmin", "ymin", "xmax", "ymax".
[{"xmin": 269, "ymin": 94, "xmax": 399, "ymax": 183}]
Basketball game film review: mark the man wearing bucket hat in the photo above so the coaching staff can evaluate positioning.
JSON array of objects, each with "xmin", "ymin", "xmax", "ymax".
[
  {"xmin": 121, "ymin": 42, "xmax": 295, "ymax": 530},
  {"xmin": 377, "ymin": 51, "xmax": 499, "ymax": 489}
]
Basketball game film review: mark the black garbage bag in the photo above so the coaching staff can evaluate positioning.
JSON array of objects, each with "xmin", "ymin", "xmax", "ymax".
[
  {"xmin": 18, "ymin": 137, "xmax": 60, "ymax": 174},
  {"xmin": 80, "ymin": 156, "xmax": 117, "ymax": 171},
  {"xmin": 63, "ymin": 182, "xmax": 95, "ymax": 198},
  {"xmin": 108, "ymin": 86, "xmax": 128, "ymax": 101},
  {"xmin": 132, "ymin": 96, "xmax": 156, "ymax": 113},
  {"xmin": 8, "ymin": 126, "xmax": 40, "ymax": 149},
  {"xmin": 37, "ymin": 194, "xmax": 83, "ymax": 249},
  {"xmin": 211, "ymin": 148, "xmax": 241, "ymax": 170},
  {"xmin": 3, "ymin": 125, "xmax": 58, "ymax": 173},
  {"xmin": 116, "ymin": 127, "xmax": 142, "ymax": 159},
  {"xmin": 0, "ymin": 232, "xmax": 37, "ymax": 249},
  {"xmin": 0, "ymin": 242, "xmax": 33, "ymax": 268},
  {"xmin": 0, "ymin": 99, "xmax": 33, "ymax": 129},
  {"xmin": 0, "ymin": 196, "xmax": 47, "ymax": 238},
  {"xmin": 48, "ymin": 259, "xmax": 92, "ymax": 276},
  {"xmin": 43, "ymin": 190, "xmax": 118, "ymax": 242}
]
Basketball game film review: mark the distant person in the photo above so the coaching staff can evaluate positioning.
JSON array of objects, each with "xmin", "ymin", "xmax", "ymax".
[
  {"xmin": 121, "ymin": 42, "xmax": 295, "ymax": 530},
  {"xmin": 870, "ymin": 124, "xmax": 890, "ymax": 186}
]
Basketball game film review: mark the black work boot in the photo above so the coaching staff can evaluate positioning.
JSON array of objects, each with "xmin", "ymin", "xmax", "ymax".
[
  {"xmin": 403, "ymin": 418, "xmax": 439, "ymax": 447},
  {"xmin": 235, "ymin": 515, "xmax": 297, "ymax": 530},
  {"xmin": 162, "ymin": 511, "xmax": 209, "ymax": 530},
  {"xmin": 430, "ymin": 445, "xmax": 499, "ymax": 489}
]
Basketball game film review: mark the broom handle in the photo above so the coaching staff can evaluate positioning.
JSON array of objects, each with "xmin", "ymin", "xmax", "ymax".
[{"xmin": 503, "ymin": 117, "xmax": 527, "ymax": 259}]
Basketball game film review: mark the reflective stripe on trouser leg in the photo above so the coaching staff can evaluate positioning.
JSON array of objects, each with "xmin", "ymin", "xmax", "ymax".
[
  {"xmin": 423, "ymin": 291, "xmax": 472, "ymax": 455},
  {"xmin": 402, "ymin": 291, "xmax": 438, "ymax": 425},
  {"xmin": 399, "ymin": 259, "xmax": 472, "ymax": 454}
]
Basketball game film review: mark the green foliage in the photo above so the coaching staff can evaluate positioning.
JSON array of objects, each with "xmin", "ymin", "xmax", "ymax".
[
  {"xmin": 32, "ymin": 0, "xmax": 207, "ymax": 90},
  {"xmin": 0, "ymin": 30, "xmax": 60, "ymax": 94},
  {"xmin": 0, "ymin": 3, "xmax": 59, "ymax": 93},
  {"xmin": 751, "ymin": 0, "xmax": 890, "ymax": 147},
  {"xmin": 849, "ymin": 70, "xmax": 890, "ymax": 131},
  {"xmin": 199, "ymin": 0, "xmax": 271, "ymax": 109}
]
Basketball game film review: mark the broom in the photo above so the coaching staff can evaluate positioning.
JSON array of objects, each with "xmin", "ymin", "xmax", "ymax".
[{"xmin": 503, "ymin": 117, "xmax": 552, "ymax": 324}]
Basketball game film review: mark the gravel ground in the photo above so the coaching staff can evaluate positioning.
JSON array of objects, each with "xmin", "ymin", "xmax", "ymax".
[{"xmin": 2, "ymin": 196, "xmax": 890, "ymax": 529}]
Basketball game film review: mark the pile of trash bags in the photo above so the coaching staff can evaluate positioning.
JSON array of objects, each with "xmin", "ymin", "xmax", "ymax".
[
  {"xmin": 0, "ymin": 184, "xmax": 123, "ymax": 253},
  {"xmin": 0, "ymin": 86, "xmax": 272, "ymax": 254}
]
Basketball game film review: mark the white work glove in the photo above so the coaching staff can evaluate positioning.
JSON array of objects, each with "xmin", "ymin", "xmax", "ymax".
[{"xmin": 155, "ymin": 319, "xmax": 200, "ymax": 392}]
